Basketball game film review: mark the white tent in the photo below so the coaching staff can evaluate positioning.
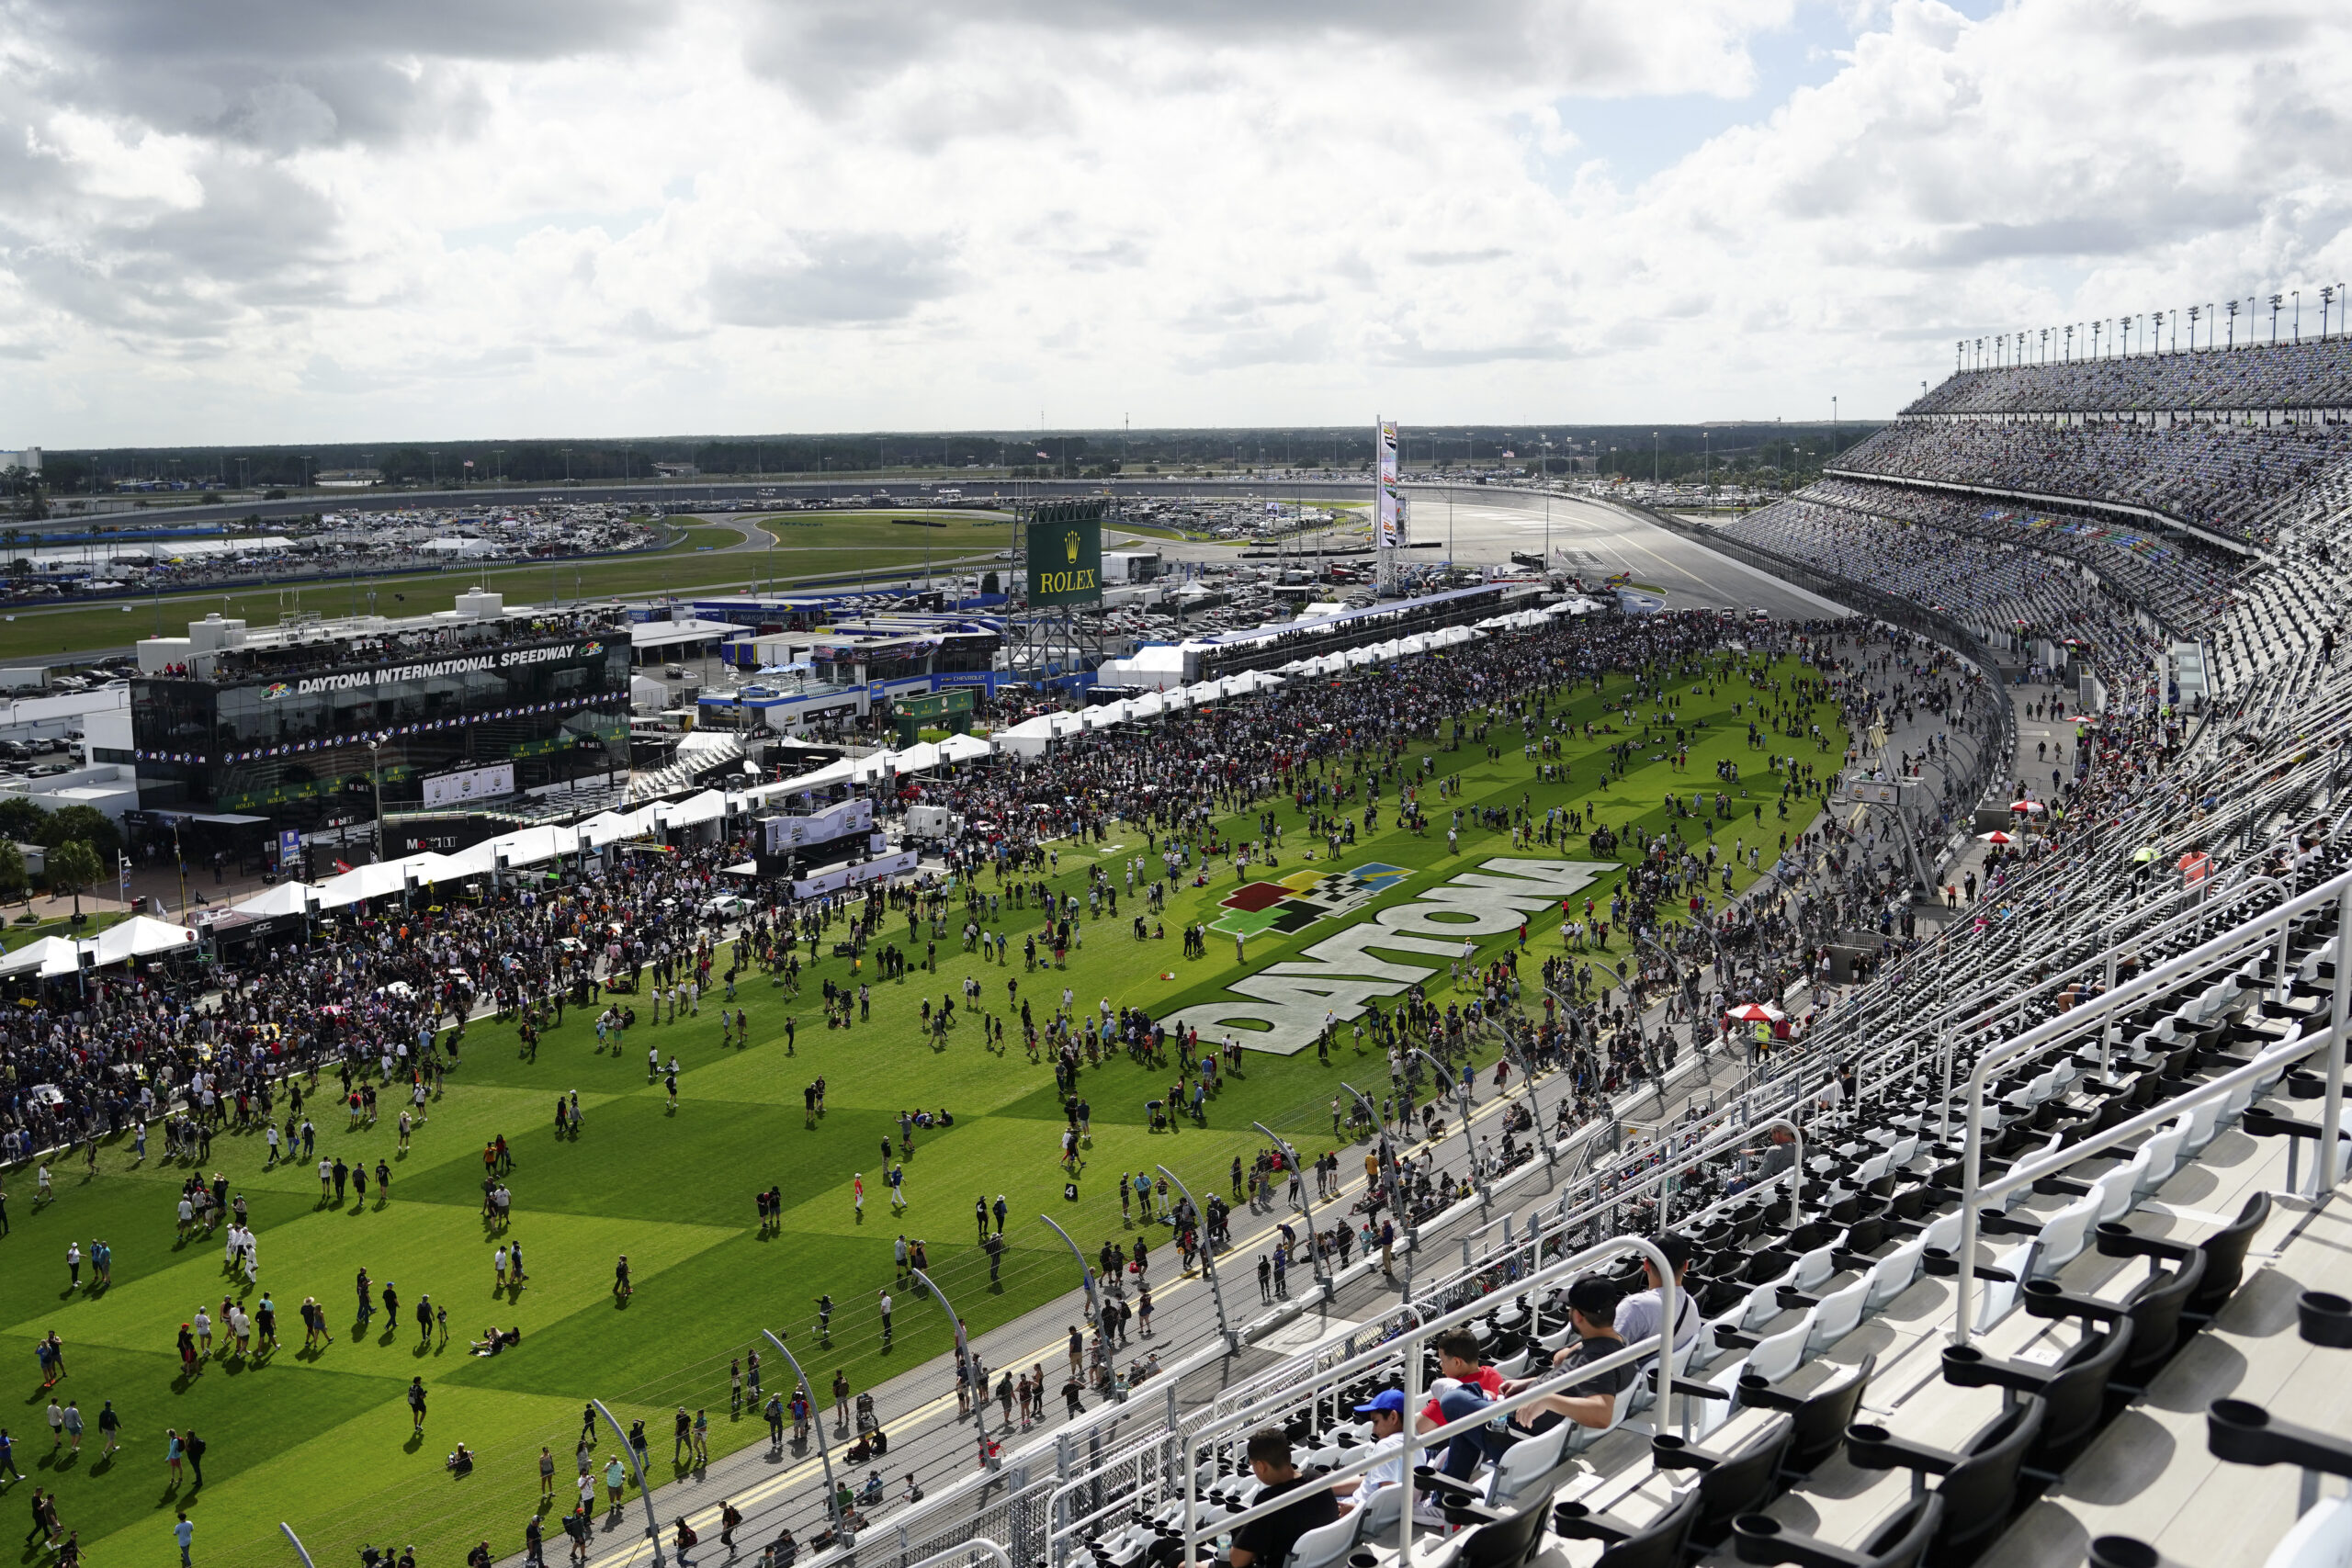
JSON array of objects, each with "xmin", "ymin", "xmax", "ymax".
[
  {"xmin": 659, "ymin": 791, "xmax": 728, "ymax": 829},
  {"xmin": 893, "ymin": 741, "xmax": 945, "ymax": 773},
  {"xmin": 1127, "ymin": 692, "xmax": 1167, "ymax": 719},
  {"xmin": 440, "ymin": 841, "xmax": 503, "ymax": 878},
  {"xmin": 579, "ymin": 807, "xmax": 657, "ymax": 849},
  {"xmin": 482, "ymin": 825, "xmax": 568, "ymax": 868},
  {"xmin": 231, "ymin": 881, "xmax": 320, "ymax": 919},
  {"xmin": 997, "ymin": 714, "xmax": 1057, "ymax": 758},
  {"xmin": 94, "ymin": 916, "xmax": 198, "ymax": 964},
  {"xmin": 848, "ymin": 750, "xmax": 899, "ymax": 783},
  {"xmin": 1433, "ymin": 625, "xmax": 1477, "ymax": 648},
  {"xmin": 1236, "ymin": 669, "xmax": 1286, "ymax": 692},
  {"xmin": 777, "ymin": 759, "xmax": 857, "ymax": 794},
  {"xmin": 0, "ymin": 936, "xmax": 78, "ymax": 977},
  {"xmin": 401, "ymin": 851, "xmax": 476, "ymax": 885},
  {"xmin": 1081, "ymin": 702, "xmax": 1129, "ymax": 730},
  {"xmin": 315, "ymin": 860, "xmax": 412, "ymax": 908},
  {"xmin": 938, "ymin": 732, "xmax": 994, "ymax": 761}
]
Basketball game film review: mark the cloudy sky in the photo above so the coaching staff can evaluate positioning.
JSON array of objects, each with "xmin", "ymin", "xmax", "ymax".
[{"xmin": 5, "ymin": 0, "xmax": 2349, "ymax": 446}]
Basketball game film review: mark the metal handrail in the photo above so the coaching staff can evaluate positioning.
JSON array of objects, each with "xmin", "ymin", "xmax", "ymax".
[
  {"xmin": 1954, "ymin": 863, "xmax": 2352, "ymax": 1342},
  {"xmin": 1169, "ymin": 1235, "xmax": 1677, "ymax": 1564}
]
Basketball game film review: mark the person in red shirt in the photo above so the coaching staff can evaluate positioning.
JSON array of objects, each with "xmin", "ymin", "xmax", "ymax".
[{"xmin": 1415, "ymin": 1329, "xmax": 1510, "ymax": 1482}]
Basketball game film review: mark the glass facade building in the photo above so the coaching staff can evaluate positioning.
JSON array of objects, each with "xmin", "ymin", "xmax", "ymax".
[{"xmin": 132, "ymin": 631, "xmax": 632, "ymax": 823}]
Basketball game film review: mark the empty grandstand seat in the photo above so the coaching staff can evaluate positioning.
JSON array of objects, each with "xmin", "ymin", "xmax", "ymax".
[
  {"xmin": 1548, "ymin": 1479, "xmax": 1702, "ymax": 1568},
  {"xmin": 1732, "ymin": 1493, "xmax": 1944, "ymax": 1568},
  {"xmin": 1843, "ymin": 1395, "xmax": 2046, "ymax": 1566}
]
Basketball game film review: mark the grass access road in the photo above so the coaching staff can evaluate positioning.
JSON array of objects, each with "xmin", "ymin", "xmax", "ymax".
[{"xmin": 0, "ymin": 649, "xmax": 1844, "ymax": 1568}]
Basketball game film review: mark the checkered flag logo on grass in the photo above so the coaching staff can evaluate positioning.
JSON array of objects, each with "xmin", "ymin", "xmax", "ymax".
[{"xmin": 1208, "ymin": 862, "xmax": 1409, "ymax": 939}]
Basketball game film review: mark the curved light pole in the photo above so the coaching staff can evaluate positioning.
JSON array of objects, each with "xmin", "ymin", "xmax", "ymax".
[
  {"xmin": 1410, "ymin": 1047, "xmax": 1482, "ymax": 1204},
  {"xmin": 909, "ymin": 1268, "xmax": 980, "ymax": 1417},
  {"xmin": 591, "ymin": 1397, "xmax": 668, "ymax": 1567},
  {"xmin": 1156, "ymin": 1164, "xmax": 1238, "ymax": 1352},
  {"xmin": 1250, "ymin": 1120, "xmax": 1330, "ymax": 1301},
  {"xmin": 1035, "ymin": 1213, "xmax": 1102, "ymax": 1329},
  {"xmin": 1338, "ymin": 1077, "xmax": 1412, "ymax": 1245},
  {"xmin": 1498, "ymin": 1032, "xmax": 1555, "ymax": 1169},
  {"xmin": 760, "ymin": 1330, "xmax": 842, "ymax": 1539},
  {"xmin": 279, "ymin": 1524, "xmax": 316, "ymax": 1568}
]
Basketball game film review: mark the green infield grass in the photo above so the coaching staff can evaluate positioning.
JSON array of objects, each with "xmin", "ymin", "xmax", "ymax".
[
  {"xmin": 0, "ymin": 649, "xmax": 1843, "ymax": 1568},
  {"xmin": 0, "ymin": 520, "xmax": 993, "ymax": 666}
]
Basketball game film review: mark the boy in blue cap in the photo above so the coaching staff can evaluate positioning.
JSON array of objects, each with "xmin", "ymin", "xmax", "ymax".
[{"xmin": 1330, "ymin": 1390, "xmax": 1408, "ymax": 1511}]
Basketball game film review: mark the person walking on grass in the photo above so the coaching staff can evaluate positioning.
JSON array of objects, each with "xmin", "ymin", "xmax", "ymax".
[
  {"xmin": 175, "ymin": 1510, "xmax": 194, "ymax": 1568},
  {"xmin": 409, "ymin": 1377, "xmax": 428, "ymax": 1434}
]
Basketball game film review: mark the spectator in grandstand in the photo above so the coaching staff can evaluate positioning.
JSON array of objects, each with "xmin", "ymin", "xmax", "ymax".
[
  {"xmin": 1613, "ymin": 1233, "xmax": 1700, "ymax": 1362},
  {"xmin": 1509, "ymin": 1275, "xmax": 1635, "ymax": 1431},
  {"xmin": 1328, "ymin": 1390, "xmax": 1410, "ymax": 1511},
  {"xmin": 1224, "ymin": 1429, "xmax": 1339, "ymax": 1568},
  {"xmin": 1416, "ymin": 1329, "xmax": 1510, "ymax": 1481}
]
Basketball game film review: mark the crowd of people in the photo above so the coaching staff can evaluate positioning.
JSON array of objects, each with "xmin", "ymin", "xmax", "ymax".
[
  {"xmin": 1905, "ymin": 333, "xmax": 2352, "ymax": 418},
  {"xmin": 1837, "ymin": 414, "xmax": 2352, "ymax": 546}
]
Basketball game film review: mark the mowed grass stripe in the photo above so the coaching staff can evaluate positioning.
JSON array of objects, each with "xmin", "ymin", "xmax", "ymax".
[{"xmin": 5, "ymin": 654, "xmax": 1841, "ymax": 1568}]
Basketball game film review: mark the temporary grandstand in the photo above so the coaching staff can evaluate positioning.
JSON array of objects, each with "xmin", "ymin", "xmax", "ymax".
[{"xmin": 831, "ymin": 336, "xmax": 2352, "ymax": 1568}]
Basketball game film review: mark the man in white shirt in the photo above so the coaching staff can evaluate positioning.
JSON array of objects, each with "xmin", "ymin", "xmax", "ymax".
[{"xmin": 1613, "ymin": 1233, "xmax": 1699, "ymax": 1364}]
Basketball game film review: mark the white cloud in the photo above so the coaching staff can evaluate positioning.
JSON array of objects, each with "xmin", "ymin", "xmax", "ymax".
[{"xmin": 0, "ymin": 0, "xmax": 2347, "ymax": 443}]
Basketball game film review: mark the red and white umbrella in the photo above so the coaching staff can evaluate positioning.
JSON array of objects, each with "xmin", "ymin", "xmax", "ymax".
[
  {"xmin": 2009, "ymin": 800, "xmax": 2046, "ymax": 814},
  {"xmin": 1726, "ymin": 1002, "xmax": 1785, "ymax": 1023},
  {"xmin": 1978, "ymin": 829, "xmax": 2018, "ymax": 844}
]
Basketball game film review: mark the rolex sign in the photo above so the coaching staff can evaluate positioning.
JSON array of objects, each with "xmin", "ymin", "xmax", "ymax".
[{"xmin": 1026, "ymin": 510, "xmax": 1103, "ymax": 605}]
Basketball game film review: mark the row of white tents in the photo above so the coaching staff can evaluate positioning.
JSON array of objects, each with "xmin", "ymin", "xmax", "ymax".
[
  {"xmin": 186, "ymin": 599, "xmax": 1594, "ymax": 925},
  {"xmin": 0, "ymin": 915, "xmax": 204, "ymax": 978},
  {"xmin": 215, "ymin": 791, "xmax": 750, "ymax": 921}
]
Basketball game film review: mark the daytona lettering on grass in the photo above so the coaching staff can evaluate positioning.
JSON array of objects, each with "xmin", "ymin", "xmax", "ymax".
[{"xmin": 1164, "ymin": 857, "xmax": 1612, "ymax": 1055}]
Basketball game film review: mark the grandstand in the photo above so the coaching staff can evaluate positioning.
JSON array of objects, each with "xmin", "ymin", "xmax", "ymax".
[
  {"xmin": 843, "ymin": 338, "xmax": 2352, "ymax": 1568},
  {"xmin": 1909, "ymin": 337, "xmax": 2352, "ymax": 418}
]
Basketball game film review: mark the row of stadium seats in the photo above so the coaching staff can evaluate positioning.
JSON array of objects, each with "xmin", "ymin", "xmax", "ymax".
[
  {"xmin": 1069, "ymin": 874, "xmax": 2345, "ymax": 1568},
  {"xmin": 1830, "ymin": 419, "xmax": 2352, "ymax": 547},
  {"xmin": 1714, "ymin": 499, "xmax": 2165, "ymax": 700},
  {"xmin": 1795, "ymin": 479, "xmax": 2245, "ymax": 637},
  {"xmin": 1903, "ymin": 340, "xmax": 2352, "ymax": 419}
]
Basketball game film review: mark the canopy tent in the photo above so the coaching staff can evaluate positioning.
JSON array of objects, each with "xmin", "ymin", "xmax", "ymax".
[
  {"xmin": 0, "ymin": 936, "xmax": 79, "ymax": 977},
  {"xmin": 231, "ymin": 881, "xmax": 320, "ymax": 919},
  {"xmin": 1432, "ymin": 625, "xmax": 1478, "ymax": 648},
  {"xmin": 936, "ymin": 732, "xmax": 995, "ymax": 763},
  {"xmin": 892, "ymin": 741, "xmax": 945, "ymax": 773},
  {"xmin": 315, "ymin": 860, "xmax": 413, "ymax": 908},
  {"xmin": 657, "ymin": 792, "xmax": 728, "ymax": 829},
  {"xmin": 1080, "ymin": 703, "xmax": 1129, "ymax": 730},
  {"xmin": 847, "ymin": 750, "xmax": 900, "ymax": 783},
  {"xmin": 399, "ymin": 851, "xmax": 475, "ymax": 885},
  {"xmin": 94, "ymin": 916, "xmax": 198, "ymax": 964}
]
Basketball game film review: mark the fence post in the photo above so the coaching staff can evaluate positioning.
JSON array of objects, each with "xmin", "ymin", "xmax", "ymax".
[{"xmin": 1052, "ymin": 1433, "xmax": 1072, "ymax": 1568}]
